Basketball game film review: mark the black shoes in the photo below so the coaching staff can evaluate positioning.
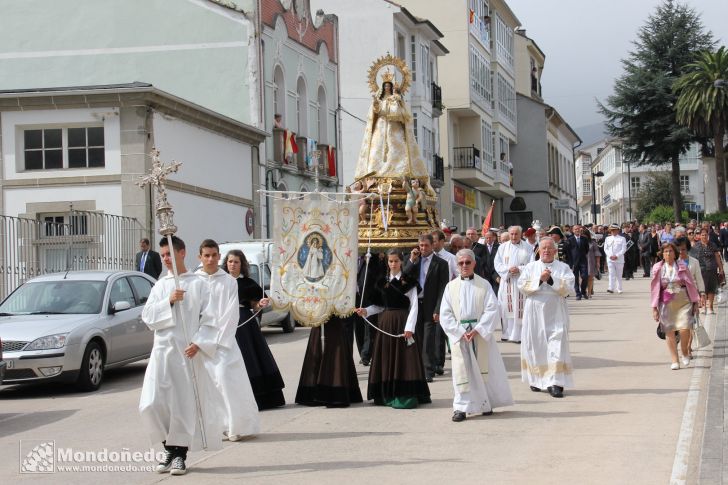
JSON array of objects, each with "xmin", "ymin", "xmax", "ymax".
[
  {"xmin": 170, "ymin": 456, "xmax": 187, "ymax": 476},
  {"xmin": 359, "ymin": 358, "xmax": 370, "ymax": 366},
  {"xmin": 482, "ymin": 410, "xmax": 493, "ymax": 416},
  {"xmin": 155, "ymin": 450, "xmax": 174, "ymax": 473},
  {"xmin": 501, "ymin": 338, "xmax": 509, "ymax": 342},
  {"xmin": 452, "ymin": 411, "xmax": 466, "ymax": 422},
  {"xmin": 530, "ymin": 386, "xmax": 541, "ymax": 392},
  {"xmin": 576, "ymin": 295, "xmax": 582, "ymax": 301},
  {"xmin": 435, "ymin": 366, "xmax": 445, "ymax": 376},
  {"xmin": 548, "ymin": 385, "xmax": 564, "ymax": 398},
  {"xmin": 607, "ymin": 290, "xmax": 614, "ymax": 293},
  {"xmin": 426, "ymin": 375, "xmax": 434, "ymax": 383}
]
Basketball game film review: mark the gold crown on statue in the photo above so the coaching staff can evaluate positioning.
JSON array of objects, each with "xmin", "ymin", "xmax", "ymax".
[{"xmin": 381, "ymin": 69, "xmax": 396, "ymax": 85}]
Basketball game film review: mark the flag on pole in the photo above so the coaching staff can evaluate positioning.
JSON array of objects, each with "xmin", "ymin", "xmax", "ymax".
[{"xmin": 481, "ymin": 200, "xmax": 495, "ymax": 236}]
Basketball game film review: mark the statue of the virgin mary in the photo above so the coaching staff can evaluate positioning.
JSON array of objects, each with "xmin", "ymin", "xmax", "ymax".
[{"xmin": 355, "ymin": 56, "xmax": 432, "ymax": 188}]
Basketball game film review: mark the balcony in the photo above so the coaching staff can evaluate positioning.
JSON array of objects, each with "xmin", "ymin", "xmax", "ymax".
[
  {"xmin": 432, "ymin": 154, "xmax": 444, "ymax": 188},
  {"xmin": 316, "ymin": 143, "xmax": 338, "ymax": 185},
  {"xmin": 431, "ymin": 82, "xmax": 443, "ymax": 117},
  {"xmin": 451, "ymin": 146, "xmax": 494, "ymax": 189}
]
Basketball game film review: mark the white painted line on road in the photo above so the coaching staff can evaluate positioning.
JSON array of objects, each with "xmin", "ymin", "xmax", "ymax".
[{"xmin": 670, "ymin": 309, "xmax": 716, "ymax": 484}]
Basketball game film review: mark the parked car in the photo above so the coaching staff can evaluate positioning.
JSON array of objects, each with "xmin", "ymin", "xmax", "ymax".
[
  {"xmin": 216, "ymin": 240, "xmax": 295, "ymax": 333},
  {"xmin": 0, "ymin": 337, "xmax": 5, "ymax": 385},
  {"xmin": 0, "ymin": 270, "xmax": 156, "ymax": 391}
]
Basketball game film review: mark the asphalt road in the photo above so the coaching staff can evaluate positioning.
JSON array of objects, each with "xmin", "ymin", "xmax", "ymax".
[{"xmin": 0, "ymin": 274, "xmax": 712, "ymax": 484}]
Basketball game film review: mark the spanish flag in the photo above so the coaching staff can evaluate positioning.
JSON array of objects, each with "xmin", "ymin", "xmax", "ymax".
[
  {"xmin": 284, "ymin": 130, "xmax": 298, "ymax": 162},
  {"xmin": 481, "ymin": 200, "xmax": 495, "ymax": 236}
]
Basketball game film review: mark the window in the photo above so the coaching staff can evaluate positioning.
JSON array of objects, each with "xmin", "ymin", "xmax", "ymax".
[
  {"xmin": 273, "ymin": 66, "xmax": 285, "ymax": 127},
  {"xmin": 469, "ymin": 46, "xmax": 492, "ymax": 108},
  {"xmin": 497, "ymin": 73, "xmax": 516, "ymax": 125},
  {"xmin": 410, "ymin": 35, "xmax": 417, "ymax": 81},
  {"xmin": 631, "ymin": 177, "xmax": 641, "ymax": 190},
  {"xmin": 481, "ymin": 120, "xmax": 494, "ymax": 170},
  {"xmin": 129, "ymin": 276, "xmax": 153, "ymax": 305},
  {"xmin": 396, "ymin": 33, "xmax": 406, "ymax": 59},
  {"xmin": 422, "ymin": 126, "xmax": 433, "ymax": 169},
  {"xmin": 413, "ymin": 112, "xmax": 418, "ymax": 142},
  {"xmin": 420, "ymin": 44, "xmax": 430, "ymax": 90},
  {"xmin": 24, "ymin": 126, "xmax": 105, "ymax": 170},
  {"xmin": 41, "ymin": 213, "xmax": 88, "ymax": 238},
  {"xmin": 495, "ymin": 13, "xmax": 514, "ymax": 68},
  {"xmin": 582, "ymin": 180, "xmax": 591, "ymax": 195},
  {"xmin": 68, "ymin": 127, "xmax": 105, "ymax": 168},
  {"xmin": 296, "ymin": 77, "xmax": 307, "ymax": 136},
  {"xmin": 109, "ymin": 277, "xmax": 136, "ymax": 310},
  {"xmin": 317, "ymin": 86, "xmax": 327, "ymax": 143},
  {"xmin": 680, "ymin": 175, "xmax": 690, "ymax": 192}
]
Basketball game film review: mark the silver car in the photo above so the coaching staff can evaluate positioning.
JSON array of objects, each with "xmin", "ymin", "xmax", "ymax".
[{"xmin": 0, "ymin": 270, "xmax": 156, "ymax": 391}]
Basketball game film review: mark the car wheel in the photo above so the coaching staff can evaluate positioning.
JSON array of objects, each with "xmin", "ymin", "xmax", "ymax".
[
  {"xmin": 281, "ymin": 313, "xmax": 295, "ymax": 333},
  {"xmin": 76, "ymin": 341, "xmax": 105, "ymax": 392}
]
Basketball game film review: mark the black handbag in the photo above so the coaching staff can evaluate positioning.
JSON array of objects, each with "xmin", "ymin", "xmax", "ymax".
[{"xmin": 656, "ymin": 323, "xmax": 665, "ymax": 340}]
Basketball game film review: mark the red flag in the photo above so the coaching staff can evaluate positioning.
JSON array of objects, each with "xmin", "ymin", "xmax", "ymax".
[
  {"xmin": 290, "ymin": 132, "xmax": 299, "ymax": 154},
  {"xmin": 481, "ymin": 200, "xmax": 495, "ymax": 236},
  {"xmin": 469, "ymin": 9, "xmax": 475, "ymax": 24},
  {"xmin": 327, "ymin": 146, "xmax": 336, "ymax": 176}
]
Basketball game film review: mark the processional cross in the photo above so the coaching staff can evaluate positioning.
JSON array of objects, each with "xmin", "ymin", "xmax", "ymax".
[
  {"xmin": 136, "ymin": 149, "xmax": 208, "ymax": 449},
  {"xmin": 136, "ymin": 149, "xmax": 182, "ymax": 236}
]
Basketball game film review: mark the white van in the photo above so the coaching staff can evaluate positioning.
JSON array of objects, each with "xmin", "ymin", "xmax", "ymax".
[{"xmin": 217, "ymin": 240, "xmax": 295, "ymax": 333}]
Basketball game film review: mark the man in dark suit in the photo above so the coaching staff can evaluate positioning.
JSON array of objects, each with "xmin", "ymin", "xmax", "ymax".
[
  {"xmin": 481, "ymin": 230, "xmax": 500, "ymax": 294},
  {"xmin": 720, "ymin": 221, "xmax": 728, "ymax": 261},
  {"xmin": 404, "ymin": 234, "xmax": 449, "ymax": 382},
  {"xmin": 135, "ymin": 238, "xmax": 163, "ymax": 279},
  {"xmin": 567, "ymin": 225, "xmax": 589, "ymax": 300}
]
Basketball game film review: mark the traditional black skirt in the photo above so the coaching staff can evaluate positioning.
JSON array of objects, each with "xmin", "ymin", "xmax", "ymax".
[
  {"xmin": 295, "ymin": 316, "xmax": 363, "ymax": 407},
  {"xmin": 367, "ymin": 309, "xmax": 431, "ymax": 408},
  {"xmin": 235, "ymin": 307, "xmax": 286, "ymax": 410}
]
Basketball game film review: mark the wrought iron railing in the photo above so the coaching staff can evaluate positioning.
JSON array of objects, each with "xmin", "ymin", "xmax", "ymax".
[
  {"xmin": 433, "ymin": 154, "xmax": 444, "ymax": 183},
  {"xmin": 431, "ymin": 82, "xmax": 443, "ymax": 110},
  {"xmin": 452, "ymin": 146, "xmax": 481, "ymax": 170}
]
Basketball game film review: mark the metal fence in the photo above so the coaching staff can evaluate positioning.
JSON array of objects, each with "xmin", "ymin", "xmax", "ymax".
[{"xmin": 0, "ymin": 210, "xmax": 144, "ymax": 299}]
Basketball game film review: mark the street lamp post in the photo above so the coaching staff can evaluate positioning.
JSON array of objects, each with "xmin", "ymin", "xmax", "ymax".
[{"xmin": 591, "ymin": 170, "xmax": 605, "ymax": 224}]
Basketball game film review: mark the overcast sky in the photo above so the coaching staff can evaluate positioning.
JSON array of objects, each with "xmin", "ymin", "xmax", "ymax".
[{"xmin": 509, "ymin": 0, "xmax": 728, "ymax": 131}]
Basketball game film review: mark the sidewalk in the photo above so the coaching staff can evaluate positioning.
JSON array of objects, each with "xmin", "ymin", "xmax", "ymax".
[{"xmin": 168, "ymin": 273, "xmax": 703, "ymax": 484}]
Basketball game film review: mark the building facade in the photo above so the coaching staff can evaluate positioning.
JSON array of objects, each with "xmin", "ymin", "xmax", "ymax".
[
  {"xmin": 396, "ymin": 0, "xmax": 517, "ymax": 232},
  {"xmin": 504, "ymin": 29, "xmax": 579, "ymax": 228},
  {"xmin": 0, "ymin": 85, "xmax": 266, "ymax": 268},
  {"xmin": 259, "ymin": 0, "xmax": 342, "ymax": 237},
  {"xmin": 592, "ymin": 140, "xmax": 704, "ymax": 224}
]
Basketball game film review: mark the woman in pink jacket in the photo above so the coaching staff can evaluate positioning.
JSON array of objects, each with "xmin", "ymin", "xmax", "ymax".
[{"xmin": 651, "ymin": 242, "xmax": 700, "ymax": 370}]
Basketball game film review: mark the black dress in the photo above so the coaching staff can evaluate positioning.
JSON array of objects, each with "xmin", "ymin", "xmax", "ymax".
[
  {"xmin": 367, "ymin": 276, "xmax": 431, "ymax": 408},
  {"xmin": 234, "ymin": 276, "xmax": 285, "ymax": 410},
  {"xmin": 295, "ymin": 315, "xmax": 363, "ymax": 407}
]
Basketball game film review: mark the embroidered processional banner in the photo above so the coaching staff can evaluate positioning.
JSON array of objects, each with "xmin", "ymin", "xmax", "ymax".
[{"xmin": 270, "ymin": 193, "xmax": 358, "ymax": 327}]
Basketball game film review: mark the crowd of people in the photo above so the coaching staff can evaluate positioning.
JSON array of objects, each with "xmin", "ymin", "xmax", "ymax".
[{"xmin": 136, "ymin": 217, "xmax": 726, "ymax": 475}]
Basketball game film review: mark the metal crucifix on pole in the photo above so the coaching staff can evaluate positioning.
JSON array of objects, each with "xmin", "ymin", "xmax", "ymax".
[{"xmin": 136, "ymin": 148, "xmax": 208, "ymax": 450}]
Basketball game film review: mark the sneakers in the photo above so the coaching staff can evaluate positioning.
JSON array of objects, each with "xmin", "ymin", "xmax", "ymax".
[
  {"xmin": 670, "ymin": 362, "xmax": 680, "ymax": 370},
  {"xmin": 681, "ymin": 358, "xmax": 690, "ymax": 367},
  {"xmin": 170, "ymin": 456, "xmax": 187, "ymax": 476},
  {"xmin": 617, "ymin": 290, "xmax": 623, "ymax": 294},
  {"xmin": 155, "ymin": 450, "xmax": 174, "ymax": 473}
]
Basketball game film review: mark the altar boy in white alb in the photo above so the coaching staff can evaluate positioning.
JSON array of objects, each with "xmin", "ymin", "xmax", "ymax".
[
  {"xmin": 196, "ymin": 239, "xmax": 260, "ymax": 441},
  {"xmin": 440, "ymin": 249, "xmax": 513, "ymax": 422},
  {"xmin": 517, "ymin": 238, "xmax": 575, "ymax": 398},
  {"xmin": 139, "ymin": 236, "xmax": 224, "ymax": 476}
]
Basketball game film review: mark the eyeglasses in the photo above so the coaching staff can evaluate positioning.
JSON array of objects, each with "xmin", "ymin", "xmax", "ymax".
[
  {"xmin": 687, "ymin": 232, "xmax": 694, "ymax": 235},
  {"xmin": 457, "ymin": 261, "xmax": 472, "ymax": 266}
]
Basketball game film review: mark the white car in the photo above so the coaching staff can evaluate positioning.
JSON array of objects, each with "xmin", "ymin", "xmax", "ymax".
[{"xmin": 0, "ymin": 270, "xmax": 156, "ymax": 391}]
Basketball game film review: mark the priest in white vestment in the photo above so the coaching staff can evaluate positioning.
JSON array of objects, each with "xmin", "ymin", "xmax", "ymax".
[
  {"xmin": 440, "ymin": 249, "xmax": 513, "ymax": 422},
  {"xmin": 517, "ymin": 237, "xmax": 575, "ymax": 398},
  {"xmin": 196, "ymin": 239, "xmax": 260, "ymax": 441},
  {"xmin": 494, "ymin": 226, "xmax": 534, "ymax": 342},
  {"xmin": 139, "ymin": 237, "xmax": 225, "ymax": 475}
]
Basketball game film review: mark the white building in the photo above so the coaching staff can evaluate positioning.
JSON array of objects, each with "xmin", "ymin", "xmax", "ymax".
[
  {"xmin": 575, "ymin": 139, "xmax": 610, "ymax": 224},
  {"xmin": 0, "ymin": 85, "xmax": 266, "ymax": 269},
  {"xmin": 395, "ymin": 0, "xmax": 518, "ymax": 231},
  {"xmin": 592, "ymin": 140, "xmax": 704, "ymax": 224},
  {"xmin": 312, "ymin": 0, "xmax": 448, "ymax": 199}
]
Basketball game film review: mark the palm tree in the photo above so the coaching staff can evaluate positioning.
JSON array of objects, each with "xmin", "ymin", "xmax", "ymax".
[{"xmin": 675, "ymin": 46, "xmax": 728, "ymax": 212}]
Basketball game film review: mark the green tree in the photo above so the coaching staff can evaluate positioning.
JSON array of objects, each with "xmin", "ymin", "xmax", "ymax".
[
  {"xmin": 675, "ymin": 46, "xmax": 728, "ymax": 212},
  {"xmin": 600, "ymin": 0, "xmax": 713, "ymax": 223},
  {"xmin": 635, "ymin": 171, "xmax": 674, "ymax": 220}
]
